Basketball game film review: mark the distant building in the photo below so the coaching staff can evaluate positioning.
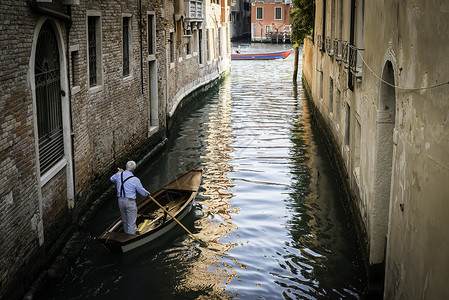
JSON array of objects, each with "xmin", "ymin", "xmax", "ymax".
[
  {"xmin": 303, "ymin": 0, "xmax": 449, "ymax": 298},
  {"xmin": 250, "ymin": 0, "xmax": 292, "ymax": 43},
  {"xmin": 230, "ymin": 0, "xmax": 251, "ymax": 40},
  {"xmin": 0, "ymin": 0, "xmax": 230, "ymax": 299}
]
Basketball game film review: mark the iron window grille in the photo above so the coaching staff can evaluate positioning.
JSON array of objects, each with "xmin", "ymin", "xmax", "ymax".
[
  {"xmin": 326, "ymin": 36, "xmax": 334, "ymax": 56},
  {"xmin": 88, "ymin": 17, "xmax": 97, "ymax": 86},
  {"xmin": 35, "ymin": 21, "xmax": 64, "ymax": 173},
  {"xmin": 334, "ymin": 39, "xmax": 342, "ymax": 61},
  {"xmin": 317, "ymin": 34, "xmax": 323, "ymax": 52},
  {"xmin": 123, "ymin": 17, "xmax": 130, "ymax": 76},
  {"xmin": 342, "ymin": 41, "xmax": 349, "ymax": 64}
]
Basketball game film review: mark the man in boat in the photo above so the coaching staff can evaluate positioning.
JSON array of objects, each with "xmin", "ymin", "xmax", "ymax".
[
  {"xmin": 236, "ymin": 45, "xmax": 241, "ymax": 54},
  {"xmin": 110, "ymin": 161, "xmax": 149, "ymax": 234}
]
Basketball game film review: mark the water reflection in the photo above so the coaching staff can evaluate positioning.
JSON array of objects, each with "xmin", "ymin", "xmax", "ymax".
[
  {"xmin": 172, "ymin": 78, "xmax": 241, "ymax": 298},
  {"xmin": 39, "ymin": 43, "xmax": 365, "ymax": 300}
]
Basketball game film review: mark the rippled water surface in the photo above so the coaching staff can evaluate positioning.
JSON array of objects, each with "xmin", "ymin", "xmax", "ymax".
[{"xmin": 41, "ymin": 43, "xmax": 365, "ymax": 299}]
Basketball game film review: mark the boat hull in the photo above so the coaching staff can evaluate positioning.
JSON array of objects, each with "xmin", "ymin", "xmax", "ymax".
[
  {"xmin": 97, "ymin": 167, "xmax": 202, "ymax": 253},
  {"xmin": 121, "ymin": 198, "xmax": 194, "ymax": 252},
  {"xmin": 231, "ymin": 49, "xmax": 292, "ymax": 60}
]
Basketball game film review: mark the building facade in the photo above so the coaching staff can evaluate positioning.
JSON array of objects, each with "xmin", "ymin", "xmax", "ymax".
[
  {"xmin": 0, "ymin": 0, "xmax": 230, "ymax": 298},
  {"xmin": 250, "ymin": 0, "xmax": 292, "ymax": 42},
  {"xmin": 230, "ymin": 0, "xmax": 251, "ymax": 40},
  {"xmin": 303, "ymin": 0, "xmax": 449, "ymax": 298}
]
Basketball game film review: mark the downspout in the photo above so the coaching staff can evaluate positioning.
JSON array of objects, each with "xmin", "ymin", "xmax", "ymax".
[
  {"xmin": 65, "ymin": 5, "xmax": 76, "ymax": 212},
  {"xmin": 139, "ymin": 0, "xmax": 144, "ymax": 94},
  {"xmin": 322, "ymin": 0, "xmax": 326, "ymax": 52}
]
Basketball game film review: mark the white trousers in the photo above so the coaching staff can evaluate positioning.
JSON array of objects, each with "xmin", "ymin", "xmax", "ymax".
[{"xmin": 118, "ymin": 197, "xmax": 137, "ymax": 234}]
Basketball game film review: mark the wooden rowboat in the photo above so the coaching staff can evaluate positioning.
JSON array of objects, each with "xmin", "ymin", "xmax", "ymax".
[
  {"xmin": 98, "ymin": 167, "xmax": 202, "ymax": 253},
  {"xmin": 231, "ymin": 49, "xmax": 292, "ymax": 60}
]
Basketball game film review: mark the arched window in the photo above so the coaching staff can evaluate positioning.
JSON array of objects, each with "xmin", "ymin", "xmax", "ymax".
[{"xmin": 35, "ymin": 21, "xmax": 64, "ymax": 174}]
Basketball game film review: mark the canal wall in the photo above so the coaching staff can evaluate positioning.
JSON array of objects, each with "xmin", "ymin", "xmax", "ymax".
[
  {"xmin": 0, "ymin": 0, "xmax": 231, "ymax": 299},
  {"xmin": 304, "ymin": 1, "xmax": 449, "ymax": 298},
  {"xmin": 301, "ymin": 75, "xmax": 372, "ymax": 292}
]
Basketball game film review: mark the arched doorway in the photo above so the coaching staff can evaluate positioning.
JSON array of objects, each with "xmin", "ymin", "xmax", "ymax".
[
  {"xmin": 35, "ymin": 20, "xmax": 64, "ymax": 174},
  {"xmin": 371, "ymin": 61, "xmax": 396, "ymax": 265},
  {"xmin": 31, "ymin": 19, "xmax": 74, "ymax": 246}
]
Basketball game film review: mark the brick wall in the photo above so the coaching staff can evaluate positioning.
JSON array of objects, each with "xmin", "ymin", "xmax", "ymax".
[
  {"xmin": 0, "ymin": 1, "xmax": 43, "ymax": 298},
  {"xmin": 0, "ymin": 0, "xmax": 231, "ymax": 298}
]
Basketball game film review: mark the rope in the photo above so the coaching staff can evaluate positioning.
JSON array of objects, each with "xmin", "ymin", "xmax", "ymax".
[{"xmin": 356, "ymin": 49, "xmax": 449, "ymax": 91}]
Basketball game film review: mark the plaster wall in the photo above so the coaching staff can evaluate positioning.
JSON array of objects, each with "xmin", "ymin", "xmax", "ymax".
[{"xmin": 305, "ymin": 0, "xmax": 449, "ymax": 297}]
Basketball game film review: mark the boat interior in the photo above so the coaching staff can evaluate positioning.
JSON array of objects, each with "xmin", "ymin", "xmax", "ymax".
[{"xmin": 109, "ymin": 189, "xmax": 191, "ymax": 235}]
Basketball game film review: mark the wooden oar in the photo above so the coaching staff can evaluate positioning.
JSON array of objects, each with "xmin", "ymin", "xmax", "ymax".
[{"xmin": 148, "ymin": 194, "xmax": 206, "ymax": 246}]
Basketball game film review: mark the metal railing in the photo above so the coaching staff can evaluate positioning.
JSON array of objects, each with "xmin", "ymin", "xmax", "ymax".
[
  {"xmin": 325, "ymin": 36, "xmax": 333, "ymax": 56},
  {"xmin": 348, "ymin": 44, "xmax": 363, "ymax": 79},
  {"xmin": 317, "ymin": 34, "xmax": 323, "ymax": 52},
  {"xmin": 342, "ymin": 41, "xmax": 349, "ymax": 64},
  {"xmin": 333, "ymin": 39, "xmax": 341, "ymax": 60}
]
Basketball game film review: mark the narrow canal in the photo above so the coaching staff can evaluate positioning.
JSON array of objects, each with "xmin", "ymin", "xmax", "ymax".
[{"xmin": 40, "ymin": 43, "xmax": 366, "ymax": 299}]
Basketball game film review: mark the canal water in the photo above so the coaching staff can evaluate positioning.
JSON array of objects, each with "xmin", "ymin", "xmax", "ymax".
[{"xmin": 40, "ymin": 43, "xmax": 366, "ymax": 299}]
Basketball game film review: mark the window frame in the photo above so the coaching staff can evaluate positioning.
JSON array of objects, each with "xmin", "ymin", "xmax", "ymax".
[
  {"xmin": 256, "ymin": 7, "xmax": 263, "ymax": 20},
  {"xmin": 198, "ymin": 27, "xmax": 203, "ymax": 65},
  {"xmin": 274, "ymin": 7, "xmax": 282, "ymax": 20},
  {"xmin": 169, "ymin": 30, "xmax": 175, "ymax": 68},
  {"xmin": 86, "ymin": 12, "xmax": 102, "ymax": 90},
  {"xmin": 122, "ymin": 15, "xmax": 132, "ymax": 77},
  {"xmin": 147, "ymin": 12, "xmax": 156, "ymax": 56}
]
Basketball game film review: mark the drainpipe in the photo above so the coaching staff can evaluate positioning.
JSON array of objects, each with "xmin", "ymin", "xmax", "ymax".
[
  {"xmin": 139, "ymin": 0, "xmax": 144, "ymax": 94},
  {"xmin": 28, "ymin": 0, "xmax": 72, "ymax": 24},
  {"xmin": 65, "ymin": 6, "xmax": 76, "ymax": 212}
]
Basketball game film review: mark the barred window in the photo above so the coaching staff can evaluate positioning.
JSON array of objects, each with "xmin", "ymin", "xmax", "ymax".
[
  {"xmin": 198, "ymin": 28, "xmax": 203, "ymax": 64},
  {"xmin": 123, "ymin": 17, "xmax": 131, "ymax": 76},
  {"xmin": 148, "ymin": 13, "xmax": 155, "ymax": 55},
  {"xmin": 169, "ymin": 31, "xmax": 174, "ymax": 63},
  {"xmin": 256, "ymin": 7, "xmax": 263, "ymax": 20},
  {"xmin": 275, "ymin": 7, "xmax": 282, "ymax": 20},
  {"xmin": 88, "ymin": 16, "xmax": 101, "ymax": 87}
]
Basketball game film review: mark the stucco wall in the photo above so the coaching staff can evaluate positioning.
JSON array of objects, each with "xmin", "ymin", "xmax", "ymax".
[
  {"xmin": 302, "ymin": 35, "xmax": 313, "ymax": 91},
  {"xmin": 304, "ymin": 0, "xmax": 449, "ymax": 297}
]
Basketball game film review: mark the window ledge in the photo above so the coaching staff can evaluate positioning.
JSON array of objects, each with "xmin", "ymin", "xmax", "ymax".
[
  {"xmin": 89, "ymin": 85, "xmax": 103, "ymax": 94},
  {"xmin": 148, "ymin": 54, "xmax": 156, "ymax": 61},
  {"xmin": 41, "ymin": 159, "xmax": 67, "ymax": 187},
  {"xmin": 71, "ymin": 85, "xmax": 80, "ymax": 95},
  {"xmin": 123, "ymin": 74, "xmax": 133, "ymax": 81},
  {"xmin": 148, "ymin": 125, "xmax": 159, "ymax": 137}
]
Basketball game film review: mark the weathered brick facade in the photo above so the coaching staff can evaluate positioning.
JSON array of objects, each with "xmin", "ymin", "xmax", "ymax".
[{"xmin": 0, "ymin": 0, "xmax": 230, "ymax": 298}]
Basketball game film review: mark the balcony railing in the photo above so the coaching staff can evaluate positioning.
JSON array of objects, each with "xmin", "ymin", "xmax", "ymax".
[
  {"xmin": 342, "ymin": 41, "xmax": 349, "ymax": 64},
  {"xmin": 317, "ymin": 34, "xmax": 323, "ymax": 52},
  {"xmin": 348, "ymin": 44, "xmax": 362, "ymax": 79},
  {"xmin": 325, "ymin": 36, "xmax": 334, "ymax": 56},
  {"xmin": 184, "ymin": 0, "xmax": 203, "ymax": 19},
  {"xmin": 333, "ymin": 39, "xmax": 342, "ymax": 61}
]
